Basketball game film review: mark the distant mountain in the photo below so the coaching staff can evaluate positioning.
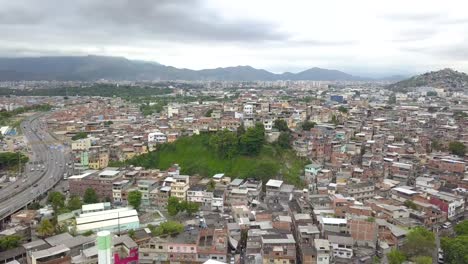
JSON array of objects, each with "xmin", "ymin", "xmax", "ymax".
[
  {"xmin": 0, "ymin": 55, "xmax": 365, "ymax": 81},
  {"xmin": 282, "ymin": 67, "xmax": 364, "ymax": 81},
  {"xmin": 380, "ymin": 75, "xmax": 408, "ymax": 82},
  {"xmin": 387, "ymin": 68, "xmax": 468, "ymax": 92}
]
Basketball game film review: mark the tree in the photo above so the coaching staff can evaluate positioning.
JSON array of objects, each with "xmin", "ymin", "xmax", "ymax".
[
  {"xmin": 301, "ymin": 121, "xmax": 316, "ymax": 131},
  {"xmin": 276, "ymin": 132, "xmax": 292, "ymax": 149},
  {"xmin": 209, "ymin": 130, "xmax": 239, "ymax": 158},
  {"xmin": 128, "ymin": 190, "xmax": 142, "ymax": 211},
  {"xmin": 71, "ymin": 132, "xmax": 88, "ymax": 141},
  {"xmin": 239, "ymin": 123, "xmax": 265, "ymax": 156},
  {"xmin": 48, "ymin": 192, "xmax": 65, "ymax": 211},
  {"xmin": 167, "ymin": 197, "xmax": 180, "ymax": 216},
  {"xmin": 404, "ymin": 200, "xmax": 418, "ymax": 210},
  {"xmin": 184, "ymin": 201, "xmax": 199, "ymax": 216},
  {"xmin": 236, "ymin": 123, "xmax": 245, "ymax": 137},
  {"xmin": 29, "ymin": 202, "xmax": 41, "ymax": 210},
  {"xmin": 150, "ymin": 221, "xmax": 184, "ymax": 236},
  {"xmin": 372, "ymin": 256, "xmax": 380, "ymax": 264},
  {"xmin": 83, "ymin": 188, "xmax": 99, "ymax": 204},
  {"xmin": 388, "ymin": 93, "xmax": 397, "ymax": 104},
  {"xmin": 402, "ymin": 227, "xmax": 435, "ymax": 259},
  {"xmin": 426, "ymin": 91, "xmax": 438, "ymax": 96},
  {"xmin": 0, "ymin": 152, "xmax": 29, "ymax": 170},
  {"xmin": 273, "ymin": 119, "xmax": 289, "ymax": 132},
  {"xmin": 338, "ymin": 106, "xmax": 348, "ymax": 113},
  {"xmin": 37, "ymin": 219, "xmax": 55, "ymax": 237},
  {"xmin": 82, "ymin": 230, "xmax": 94, "ymax": 236},
  {"xmin": 454, "ymin": 220, "xmax": 468, "ymax": 236},
  {"xmin": 167, "ymin": 197, "xmax": 199, "ymax": 216},
  {"xmin": 387, "ymin": 249, "xmax": 406, "ymax": 264},
  {"xmin": 414, "ymin": 256, "xmax": 432, "ymax": 264},
  {"xmin": 0, "ymin": 235, "xmax": 21, "ymax": 251},
  {"xmin": 207, "ymin": 179, "xmax": 216, "ymax": 192},
  {"xmin": 204, "ymin": 109, "xmax": 214, "ymax": 117},
  {"xmin": 448, "ymin": 141, "xmax": 466, "ymax": 157},
  {"xmin": 441, "ymin": 235, "xmax": 468, "ymax": 264},
  {"xmin": 67, "ymin": 196, "xmax": 82, "ymax": 211},
  {"xmin": 331, "ymin": 115, "xmax": 339, "ymax": 125},
  {"xmin": 127, "ymin": 229, "xmax": 136, "ymax": 239}
]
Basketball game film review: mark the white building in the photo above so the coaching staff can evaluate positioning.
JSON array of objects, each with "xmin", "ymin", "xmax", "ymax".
[
  {"xmin": 81, "ymin": 202, "xmax": 111, "ymax": 214},
  {"xmin": 243, "ymin": 104, "xmax": 253, "ymax": 115},
  {"xmin": 75, "ymin": 207, "xmax": 139, "ymax": 234},
  {"xmin": 314, "ymin": 239, "xmax": 331, "ymax": 264},
  {"xmin": 148, "ymin": 132, "xmax": 167, "ymax": 144}
]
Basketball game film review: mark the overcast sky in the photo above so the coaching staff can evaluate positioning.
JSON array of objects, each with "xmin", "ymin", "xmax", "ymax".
[{"xmin": 1, "ymin": 0, "xmax": 468, "ymax": 77}]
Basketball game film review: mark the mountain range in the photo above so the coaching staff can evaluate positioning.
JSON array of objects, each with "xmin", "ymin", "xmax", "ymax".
[
  {"xmin": 0, "ymin": 55, "xmax": 398, "ymax": 82},
  {"xmin": 387, "ymin": 68, "xmax": 468, "ymax": 92}
]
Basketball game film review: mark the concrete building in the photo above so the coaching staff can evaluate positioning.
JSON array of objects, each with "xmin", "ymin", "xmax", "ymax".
[{"xmin": 75, "ymin": 208, "xmax": 140, "ymax": 234}]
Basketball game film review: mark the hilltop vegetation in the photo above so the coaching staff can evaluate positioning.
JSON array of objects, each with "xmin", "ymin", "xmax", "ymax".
[
  {"xmin": 125, "ymin": 127, "xmax": 307, "ymax": 187},
  {"xmin": 387, "ymin": 68, "xmax": 468, "ymax": 93},
  {"xmin": 0, "ymin": 84, "xmax": 173, "ymax": 97}
]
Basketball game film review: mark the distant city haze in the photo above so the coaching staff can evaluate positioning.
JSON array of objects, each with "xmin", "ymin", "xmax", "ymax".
[{"xmin": 0, "ymin": 0, "xmax": 468, "ymax": 77}]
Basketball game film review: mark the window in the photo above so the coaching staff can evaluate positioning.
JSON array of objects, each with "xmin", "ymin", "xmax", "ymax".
[{"xmin": 158, "ymin": 246, "xmax": 163, "ymax": 249}]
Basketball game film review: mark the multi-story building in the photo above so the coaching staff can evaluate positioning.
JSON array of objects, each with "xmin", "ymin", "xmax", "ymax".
[
  {"xmin": 428, "ymin": 190, "xmax": 465, "ymax": 221},
  {"xmin": 261, "ymin": 233, "xmax": 296, "ymax": 264},
  {"xmin": 427, "ymin": 156, "xmax": 465, "ymax": 173},
  {"xmin": 113, "ymin": 179, "xmax": 131, "ymax": 205},
  {"xmin": 265, "ymin": 180, "xmax": 294, "ymax": 202},
  {"xmin": 211, "ymin": 189, "xmax": 225, "ymax": 212},
  {"xmin": 139, "ymin": 237, "xmax": 169, "ymax": 264},
  {"xmin": 69, "ymin": 169, "xmax": 124, "ymax": 201},
  {"xmin": 314, "ymin": 239, "xmax": 331, "ymax": 264},
  {"xmin": 150, "ymin": 186, "xmax": 171, "ymax": 208},
  {"xmin": 170, "ymin": 175, "xmax": 190, "ymax": 201},
  {"xmin": 196, "ymin": 228, "xmax": 228, "ymax": 263},
  {"xmin": 344, "ymin": 181, "xmax": 375, "ymax": 201},
  {"xmin": 187, "ymin": 185, "xmax": 207, "ymax": 204},
  {"xmin": 138, "ymin": 180, "xmax": 157, "ymax": 207},
  {"xmin": 167, "ymin": 230, "xmax": 199, "ymax": 263},
  {"xmin": 347, "ymin": 216, "xmax": 378, "ymax": 248}
]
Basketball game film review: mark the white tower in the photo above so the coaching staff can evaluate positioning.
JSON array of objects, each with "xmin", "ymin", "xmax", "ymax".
[{"xmin": 97, "ymin": 230, "xmax": 112, "ymax": 264}]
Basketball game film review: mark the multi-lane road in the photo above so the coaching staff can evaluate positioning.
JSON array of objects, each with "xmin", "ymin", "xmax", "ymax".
[{"xmin": 0, "ymin": 114, "xmax": 70, "ymax": 221}]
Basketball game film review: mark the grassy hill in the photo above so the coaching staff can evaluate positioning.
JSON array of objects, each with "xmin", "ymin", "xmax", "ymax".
[{"xmin": 125, "ymin": 133, "xmax": 307, "ymax": 187}]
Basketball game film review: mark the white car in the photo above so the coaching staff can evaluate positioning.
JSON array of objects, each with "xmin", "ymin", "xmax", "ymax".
[{"xmin": 438, "ymin": 253, "xmax": 444, "ymax": 263}]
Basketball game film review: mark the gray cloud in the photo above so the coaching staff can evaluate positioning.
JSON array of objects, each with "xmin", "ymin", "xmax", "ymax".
[{"xmin": 0, "ymin": 0, "xmax": 288, "ymax": 45}]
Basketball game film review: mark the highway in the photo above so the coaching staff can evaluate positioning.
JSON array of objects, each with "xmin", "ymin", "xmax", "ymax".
[{"xmin": 0, "ymin": 114, "xmax": 70, "ymax": 221}]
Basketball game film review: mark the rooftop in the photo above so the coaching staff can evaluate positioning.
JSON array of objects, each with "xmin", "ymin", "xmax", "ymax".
[{"xmin": 265, "ymin": 179, "xmax": 283, "ymax": 188}]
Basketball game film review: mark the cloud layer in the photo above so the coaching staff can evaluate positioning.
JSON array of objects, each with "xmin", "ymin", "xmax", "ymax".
[{"xmin": 1, "ymin": 0, "xmax": 468, "ymax": 76}]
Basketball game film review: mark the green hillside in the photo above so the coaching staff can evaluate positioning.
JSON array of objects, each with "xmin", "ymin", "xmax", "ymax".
[{"xmin": 125, "ymin": 133, "xmax": 307, "ymax": 187}]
